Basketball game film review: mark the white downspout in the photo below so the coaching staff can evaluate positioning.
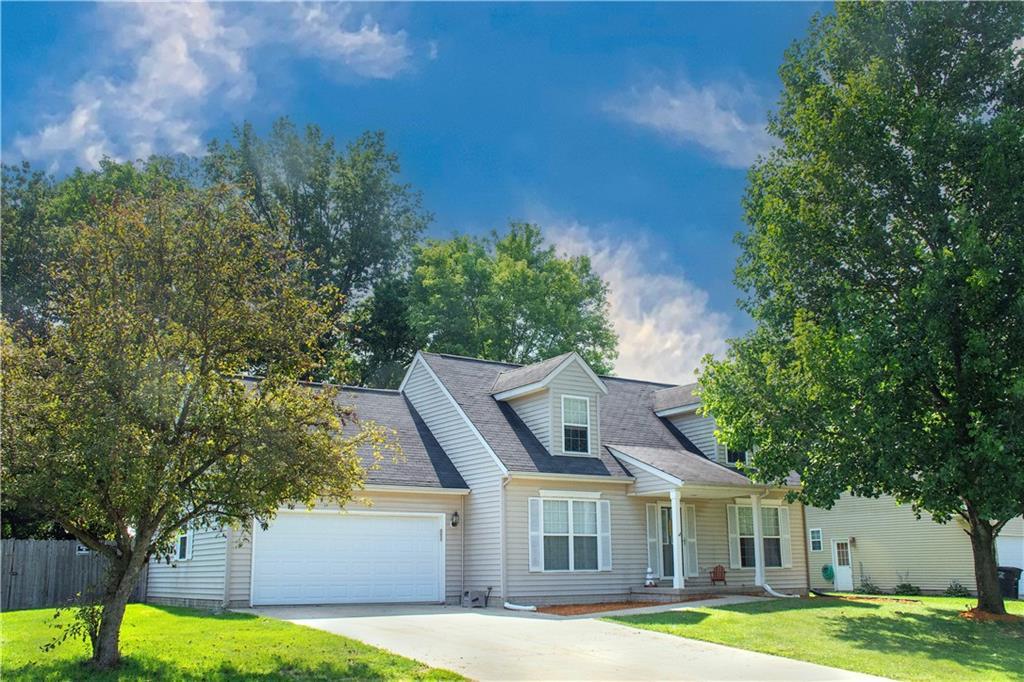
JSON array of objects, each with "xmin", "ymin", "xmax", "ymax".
[{"xmin": 670, "ymin": 488, "xmax": 685, "ymax": 589}]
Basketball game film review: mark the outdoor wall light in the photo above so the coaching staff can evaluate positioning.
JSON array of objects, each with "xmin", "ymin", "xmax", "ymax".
[{"xmin": 451, "ymin": 511, "xmax": 460, "ymax": 527}]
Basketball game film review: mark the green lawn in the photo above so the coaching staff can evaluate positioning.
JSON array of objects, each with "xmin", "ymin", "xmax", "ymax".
[
  {"xmin": 0, "ymin": 604, "xmax": 462, "ymax": 681},
  {"xmin": 609, "ymin": 595, "xmax": 1024, "ymax": 681}
]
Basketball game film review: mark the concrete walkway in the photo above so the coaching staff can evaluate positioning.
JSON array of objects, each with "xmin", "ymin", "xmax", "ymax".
[{"xmin": 248, "ymin": 597, "xmax": 882, "ymax": 681}]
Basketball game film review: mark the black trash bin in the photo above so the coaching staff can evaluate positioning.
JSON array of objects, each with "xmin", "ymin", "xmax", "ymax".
[{"xmin": 997, "ymin": 566, "xmax": 1022, "ymax": 599}]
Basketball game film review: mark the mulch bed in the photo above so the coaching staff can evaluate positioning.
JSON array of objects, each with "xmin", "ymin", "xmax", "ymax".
[
  {"xmin": 538, "ymin": 594, "xmax": 721, "ymax": 616},
  {"xmin": 833, "ymin": 595, "xmax": 922, "ymax": 604},
  {"xmin": 959, "ymin": 607, "xmax": 1024, "ymax": 623}
]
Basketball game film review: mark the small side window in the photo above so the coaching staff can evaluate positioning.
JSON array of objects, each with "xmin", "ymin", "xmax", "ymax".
[
  {"xmin": 809, "ymin": 528, "xmax": 823, "ymax": 552},
  {"xmin": 175, "ymin": 529, "xmax": 193, "ymax": 561}
]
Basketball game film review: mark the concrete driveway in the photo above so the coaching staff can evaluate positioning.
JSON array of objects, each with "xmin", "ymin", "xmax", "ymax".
[{"xmin": 248, "ymin": 598, "xmax": 880, "ymax": 681}]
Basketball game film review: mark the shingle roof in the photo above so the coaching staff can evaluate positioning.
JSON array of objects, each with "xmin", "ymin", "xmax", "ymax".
[
  {"xmin": 421, "ymin": 353, "xmax": 631, "ymax": 476},
  {"xmin": 652, "ymin": 383, "xmax": 700, "ymax": 413},
  {"xmin": 607, "ymin": 444, "xmax": 753, "ymax": 487},
  {"xmin": 421, "ymin": 352, "xmax": 707, "ymax": 477},
  {"xmin": 490, "ymin": 352, "xmax": 575, "ymax": 394},
  {"xmin": 335, "ymin": 388, "xmax": 468, "ymax": 489}
]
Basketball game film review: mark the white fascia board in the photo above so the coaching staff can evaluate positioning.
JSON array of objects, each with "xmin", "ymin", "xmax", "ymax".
[
  {"xmin": 363, "ymin": 484, "xmax": 470, "ymax": 496},
  {"xmin": 396, "ymin": 352, "xmax": 422, "ymax": 394},
  {"xmin": 411, "ymin": 352, "xmax": 510, "ymax": 476},
  {"xmin": 606, "ymin": 447, "xmax": 684, "ymax": 487},
  {"xmin": 493, "ymin": 353, "xmax": 609, "ymax": 401},
  {"xmin": 654, "ymin": 402, "xmax": 703, "ymax": 418},
  {"xmin": 507, "ymin": 471, "xmax": 634, "ymax": 484}
]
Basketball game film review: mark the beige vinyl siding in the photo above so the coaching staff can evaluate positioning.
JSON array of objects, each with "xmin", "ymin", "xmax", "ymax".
[
  {"xmin": 226, "ymin": 491, "xmax": 465, "ymax": 606},
  {"xmin": 508, "ymin": 391, "xmax": 551, "ymax": 452},
  {"xmin": 504, "ymin": 480, "xmax": 645, "ymax": 603},
  {"xmin": 548, "ymin": 363, "xmax": 601, "ymax": 456},
  {"xmin": 402, "ymin": 359, "xmax": 504, "ymax": 596},
  {"xmin": 628, "ymin": 464, "xmax": 675, "ymax": 496},
  {"xmin": 669, "ymin": 412, "xmax": 720, "ymax": 463},
  {"xmin": 689, "ymin": 497, "xmax": 808, "ymax": 591},
  {"xmin": 147, "ymin": 527, "xmax": 228, "ymax": 606},
  {"xmin": 227, "ymin": 527, "xmax": 251, "ymax": 606},
  {"xmin": 1003, "ymin": 516, "xmax": 1024, "ymax": 537},
  {"xmin": 806, "ymin": 493, "xmax": 978, "ymax": 593}
]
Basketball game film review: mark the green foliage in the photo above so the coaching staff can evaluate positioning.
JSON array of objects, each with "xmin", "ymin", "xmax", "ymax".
[
  {"xmin": 41, "ymin": 598, "xmax": 102, "ymax": 658},
  {"xmin": 853, "ymin": 577, "xmax": 884, "ymax": 595},
  {"xmin": 943, "ymin": 580, "xmax": 971, "ymax": 598},
  {"xmin": 1, "ymin": 182, "xmax": 390, "ymax": 664},
  {"xmin": 698, "ymin": 2, "xmax": 1024, "ymax": 610},
  {"xmin": 408, "ymin": 223, "xmax": 618, "ymax": 373}
]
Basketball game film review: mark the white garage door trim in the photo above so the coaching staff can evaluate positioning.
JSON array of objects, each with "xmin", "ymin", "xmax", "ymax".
[{"xmin": 249, "ymin": 509, "xmax": 446, "ymax": 606}]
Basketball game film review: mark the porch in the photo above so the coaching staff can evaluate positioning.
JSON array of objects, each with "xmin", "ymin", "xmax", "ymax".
[{"xmin": 608, "ymin": 444, "xmax": 806, "ymax": 594}]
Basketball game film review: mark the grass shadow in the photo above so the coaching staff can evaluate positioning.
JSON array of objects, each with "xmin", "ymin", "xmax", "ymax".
[{"xmin": 824, "ymin": 604, "xmax": 1024, "ymax": 677}]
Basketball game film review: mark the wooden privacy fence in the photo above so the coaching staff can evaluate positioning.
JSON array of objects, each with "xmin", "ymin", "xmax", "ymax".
[{"xmin": 1, "ymin": 539, "xmax": 147, "ymax": 611}]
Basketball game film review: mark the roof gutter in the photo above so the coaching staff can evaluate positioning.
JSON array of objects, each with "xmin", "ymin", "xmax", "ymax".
[
  {"xmin": 654, "ymin": 402, "xmax": 702, "ymax": 418},
  {"xmin": 505, "ymin": 471, "xmax": 634, "ymax": 484}
]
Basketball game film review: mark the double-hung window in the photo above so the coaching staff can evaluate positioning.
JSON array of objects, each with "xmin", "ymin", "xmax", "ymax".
[
  {"xmin": 530, "ymin": 497, "xmax": 610, "ymax": 572},
  {"xmin": 809, "ymin": 528, "xmax": 823, "ymax": 552},
  {"xmin": 736, "ymin": 506, "xmax": 783, "ymax": 568},
  {"xmin": 561, "ymin": 396, "xmax": 590, "ymax": 455}
]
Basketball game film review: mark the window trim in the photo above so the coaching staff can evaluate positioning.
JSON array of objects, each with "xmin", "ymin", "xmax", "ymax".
[
  {"xmin": 560, "ymin": 395, "xmax": 591, "ymax": 455},
  {"xmin": 736, "ymin": 505, "xmax": 783, "ymax": 569},
  {"xmin": 809, "ymin": 528, "xmax": 823, "ymax": 552},
  {"xmin": 539, "ymin": 497, "xmax": 600, "ymax": 573}
]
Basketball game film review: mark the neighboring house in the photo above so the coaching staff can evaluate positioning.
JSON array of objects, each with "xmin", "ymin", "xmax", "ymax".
[
  {"xmin": 806, "ymin": 496, "xmax": 1024, "ymax": 597},
  {"xmin": 148, "ymin": 351, "xmax": 807, "ymax": 608}
]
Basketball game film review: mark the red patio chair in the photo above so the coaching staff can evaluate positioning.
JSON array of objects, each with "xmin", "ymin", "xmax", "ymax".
[{"xmin": 709, "ymin": 564, "xmax": 727, "ymax": 586}]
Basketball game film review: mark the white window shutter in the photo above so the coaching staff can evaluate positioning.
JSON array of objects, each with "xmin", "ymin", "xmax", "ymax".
[
  {"xmin": 186, "ymin": 528, "xmax": 195, "ymax": 560},
  {"xmin": 597, "ymin": 500, "xmax": 612, "ymax": 571},
  {"xmin": 528, "ymin": 498, "xmax": 543, "ymax": 571},
  {"xmin": 726, "ymin": 504, "xmax": 741, "ymax": 569},
  {"xmin": 684, "ymin": 504, "xmax": 698, "ymax": 578},
  {"xmin": 779, "ymin": 507, "xmax": 792, "ymax": 568},
  {"xmin": 645, "ymin": 504, "xmax": 660, "ymax": 577}
]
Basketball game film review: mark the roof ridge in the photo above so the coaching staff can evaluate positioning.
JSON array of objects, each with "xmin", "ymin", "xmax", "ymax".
[
  {"xmin": 422, "ymin": 351, "xmax": 523, "ymax": 368},
  {"xmin": 599, "ymin": 374, "xmax": 678, "ymax": 388}
]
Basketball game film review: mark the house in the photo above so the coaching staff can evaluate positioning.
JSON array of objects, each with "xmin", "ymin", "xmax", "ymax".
[
  {"xmin": 806, "ymin": 495, "xmax": 1024, "ymax": 597},
  {"xmin": 147, "ymin": 351, "xmax": 808, "ymax": 608}
]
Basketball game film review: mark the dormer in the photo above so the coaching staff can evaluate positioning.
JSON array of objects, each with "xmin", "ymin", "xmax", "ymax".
[
  {"xmin": 492, "ymin": 352, "xmax": 608, "ymax": 457},
  {"xmin": 653, "ymin": 384, "xmax": 747, "ymax": 467}
]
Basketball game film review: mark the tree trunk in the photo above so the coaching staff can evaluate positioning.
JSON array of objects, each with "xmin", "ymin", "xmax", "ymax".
[
  {"xmin": 92, "ymin": 560, "xmax": 145, "ymax": 668},
  {"xmin": 967, "ymin": 514, "xmax": 1006, "ymax": 615}
]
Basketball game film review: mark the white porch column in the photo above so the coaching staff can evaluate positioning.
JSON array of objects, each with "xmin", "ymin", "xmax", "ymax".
[
  {"xmin": 751, "ymin": 493, "xmax": 765, "ymax": 587},
  {"xmin": 670, "ymin": 488, "xmax": 685, "ymax": 589}
]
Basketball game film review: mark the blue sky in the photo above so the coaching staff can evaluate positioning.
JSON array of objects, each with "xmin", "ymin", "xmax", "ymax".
[{"xmin": 2, "ymin": 2, "xmax": 826, "ymax": 382}]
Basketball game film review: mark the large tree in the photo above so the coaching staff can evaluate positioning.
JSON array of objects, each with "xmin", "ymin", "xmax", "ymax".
[
  {"xmin": 699, "ymin": 2, "xmax": 1024, "ymax": 614},
  {"xmin": 204, "ymin": 120, "xmax": 429, "ymax": 384},
  {"xmin": 1, "ymin": 183, "xmax": 386, "ymax": 667},
  {"xmin": 408, "ymin": 223, "xmax": 618, "ymax": 372}
]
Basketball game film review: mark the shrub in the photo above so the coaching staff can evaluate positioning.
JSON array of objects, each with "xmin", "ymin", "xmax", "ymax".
[
  {"xmin": 893, "ymin": 582, "xmax": 921, "ymax": 595},
  {"xmin": 853, "ymin": 576, "xmax": 884, "ymax": 594},
  {"xmin": 944, "ymin": 580, "xmax": 971, "ymax": 597}
]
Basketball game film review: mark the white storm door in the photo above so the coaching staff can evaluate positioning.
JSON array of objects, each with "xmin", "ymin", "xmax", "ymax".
[
  {"xmin": 251, "ymin": 511, "xmax": 444, "ymax": 606},
  {"xmin": 832, "ymin": 539, "xmax": 853, "ymax": 591}
]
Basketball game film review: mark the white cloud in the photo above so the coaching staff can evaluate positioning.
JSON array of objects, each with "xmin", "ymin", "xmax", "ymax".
[
  {"xmin": 546, "ymin": 219, "xmax": 731, "ymax": 384},
  {"xmin": 607, "ymin": 76, "xmax": 774, "ymax": 168},
  {"xmin": 13, "ymin": 2, "xmax": 416, "ymax": 171},
  {"xmin": 286, "ymin": 4, "xmax": 411, "ymax": 79}
]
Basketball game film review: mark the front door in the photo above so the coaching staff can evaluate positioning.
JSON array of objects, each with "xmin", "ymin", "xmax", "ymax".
[
  {"xmin": 660, "ymin": 507, "xmax": 674, "ymax": 577},
  {"xmin": 833, "ymin": 539, "xmax": 853, "ymax": 591}
]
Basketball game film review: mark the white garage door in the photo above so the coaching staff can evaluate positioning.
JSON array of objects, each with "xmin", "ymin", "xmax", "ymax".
[
  {"xmin": 996, "ymin": 535, "xmax": 1024, "ymax": 598},
  {"xmin": 251, "ymin": 511, "xmax": 444, "ymax": 606}
]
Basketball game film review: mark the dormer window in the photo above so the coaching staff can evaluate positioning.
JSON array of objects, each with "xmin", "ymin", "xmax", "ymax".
[
  {"xmin": 727, "ymin": 449, "xmax": 747, "ymax": 465},
  {"xmin": 561, "ymin": 395, "xmax": 590, "ymax": 455}
]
